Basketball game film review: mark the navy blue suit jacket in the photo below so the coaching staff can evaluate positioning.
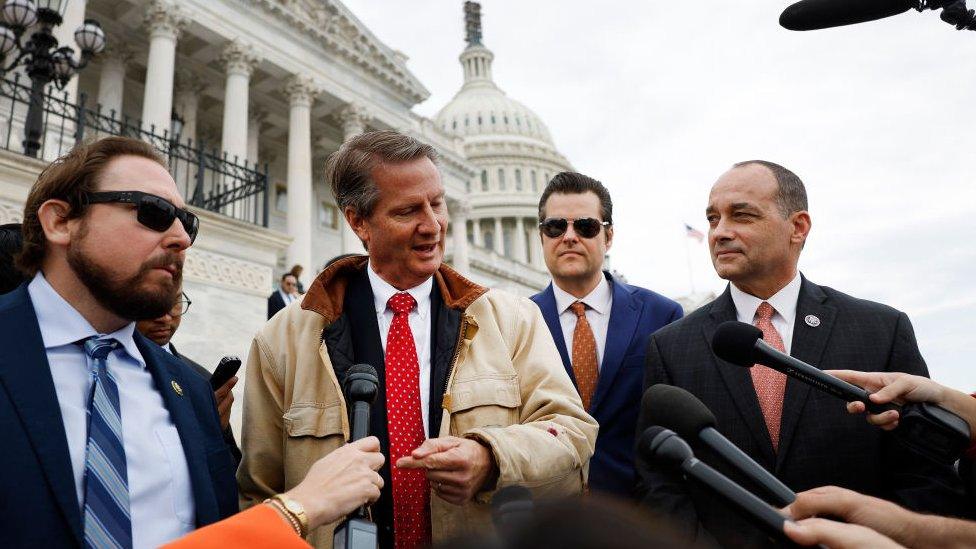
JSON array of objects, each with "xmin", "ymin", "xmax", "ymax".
[
  {"xmin": 531, "ymin": 272, "xmax": 683, "ymax": 497},
  {"xmin": 0, "ymin": 284, "xmax": 238, "ymax": 548}
]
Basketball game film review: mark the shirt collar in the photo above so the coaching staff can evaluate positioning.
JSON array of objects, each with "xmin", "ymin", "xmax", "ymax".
[
  {"xmin": 366, "ymin": 260, "xmax": 433, "ymax": 319},
  {"xmin": 729, "ymin": 271, "xmax": 802, "ymax": 324},
  {"xmin": 552, "ymin": 275, "xmax": 613, "ymax": 316},
  {"xmin": 28, "ymin": 272, "xmax": 146, "ymax": 368}
]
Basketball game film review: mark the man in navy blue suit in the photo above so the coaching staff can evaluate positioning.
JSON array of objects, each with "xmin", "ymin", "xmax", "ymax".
[
  {"xmin": 0, "ymin": 137, "xmax": 238, "ymax": 548},
  {"xmin": 531, "ymin": 172, "xmax": 683, "ymax": 498}
]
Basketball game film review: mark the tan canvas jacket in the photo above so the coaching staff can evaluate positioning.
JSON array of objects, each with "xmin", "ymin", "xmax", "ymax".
[{"xmin": 237, "ymin": 256, "xmax": 597, "ymax": 547}]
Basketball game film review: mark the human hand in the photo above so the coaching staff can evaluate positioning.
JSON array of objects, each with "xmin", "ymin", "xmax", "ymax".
[
  {"xmin": 784, "ymin": 518, "xmax": 905, "ymax": 548},
  {"xmin": 396, "ymin": 436, "xmax": 498, "ymax": 505},
  {"xmin": 785, "ymin": 486, "xmax": 915, "ymax": 547},
  {"xmin": 828, "ymin": 370, "xmax": 975, "ymax": 434},
  {"xmin": 284, "ymin": 436, "xmax": 385, "ymax": 529},
  {"xmin": 213, "ymin": 376, "xmax": 238, "ymax": 430}
]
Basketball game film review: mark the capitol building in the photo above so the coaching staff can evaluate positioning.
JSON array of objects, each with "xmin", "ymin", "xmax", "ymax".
[{"xmin": 0, "ymin": 0, "xmax": 573, "ymax": 419}]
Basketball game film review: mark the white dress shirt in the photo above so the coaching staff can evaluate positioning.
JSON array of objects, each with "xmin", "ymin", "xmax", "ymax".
[
  {"xmin": 552, "ymin": 277, "xmax": 614, "ymax": 369},
  {"xmin": 366, "ymin": 262, "xmax": 434, "ymax": 434},
  {"xmin": 730, "ymin": 272, "xmax": 802, "ymax": 355},
  {"xmin": 28, "ymin": 273, "xmax": 195, "ymax": 549},
  {"xmin": 279, "ymin": 289, "xmax": 297, "ymax": 305}
]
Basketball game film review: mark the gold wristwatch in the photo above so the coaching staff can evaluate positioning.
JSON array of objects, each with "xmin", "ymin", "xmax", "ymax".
[{"xmin": 269, "ymin": 494, "xmax": 309, "ymax": 537}]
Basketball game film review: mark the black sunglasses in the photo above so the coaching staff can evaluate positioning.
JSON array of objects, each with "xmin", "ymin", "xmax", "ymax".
[
  {"xmin": 539, "ymin": 217, "xmax": 610, "ymax": 239},
  {"xmin": 83, "ymin": 191, "xmax": 199, "ymax": 243}
]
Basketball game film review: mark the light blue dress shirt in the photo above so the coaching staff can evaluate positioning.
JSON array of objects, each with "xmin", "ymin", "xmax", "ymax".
[{"xmin": 28, "ymin": 273, "xmax": 195, "ymax": 548}]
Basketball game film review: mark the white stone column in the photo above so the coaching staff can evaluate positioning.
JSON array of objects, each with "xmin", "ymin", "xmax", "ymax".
[
  {"xmin": 472, "ymin": 217, "xmax": 483, "ymax": 247},
  {"xmin": 493, "ymin": 217, "xmax": 504, "ymax": 255},
  {"xmin": 514, "ymin": 216, "xmax": 528, "ymax": 264},
  {"xmin": 53, "ymin": 0, "xmax": 87, "ymax": 102},
  {"xmin": 339, "ymin": 102, "xmax": 371, "ymax": 254},
  {"xmin": 284, "ymin": 75, "xmax": 317, "ymax": 288},
  {"xmin": 174, "ymin": 70, "xmax": 205, "ymax": 145},
  {"xmin": 220, "ymin": 40, "xmax": 260, "ymax": 164},
  {"xmin": 141, "ymin": 0, "xmax": 187, "ymax": 134},
  {"xmin": 96, "ymin": 44, "xmax": 132, "ymax": 118},
  {"xmin": 532, "ymin": 226, "xmax": 546, "ymax": 270},
  {"xmin": 450, "ymin": 200, "xmax": 470, "ymax": 273},
  {"xmin": 247, "ymin": 107, "xmax": 267, "ymax": 164}
]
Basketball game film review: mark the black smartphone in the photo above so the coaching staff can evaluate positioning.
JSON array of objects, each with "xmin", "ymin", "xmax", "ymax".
[{"xmin": 210, "ymin": 356, "xmax": 242, "ymax": 390}]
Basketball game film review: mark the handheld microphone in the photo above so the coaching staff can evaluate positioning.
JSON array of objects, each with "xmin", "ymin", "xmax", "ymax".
[
  {"xmin": 711, "ymin": 321, "xmax": 971, "ymax": 465},
  {"xmin": 334, "ymin": 364, "xmax": 380, "ymax": 549},
  {"xmin": 780, "ymin": 0, "xmax": 917, "ymax": 31},
  {"xmin": 641, "ymin": 384, "xmax": 796, "ymax": 507},
  {"xmin": 638, "ymin": 427, "xmax": 801, "ymax": 545}
]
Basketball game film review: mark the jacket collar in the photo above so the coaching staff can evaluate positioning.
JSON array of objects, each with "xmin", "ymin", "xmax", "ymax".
[{"xmin": 302, "ymin": 255, "xmax": 488, "ymax": 324}]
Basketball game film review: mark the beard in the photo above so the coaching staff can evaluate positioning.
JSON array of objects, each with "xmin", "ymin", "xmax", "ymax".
[{"xmin": 67, "ymin": 226, "xmax": 183, "ymax": 321}]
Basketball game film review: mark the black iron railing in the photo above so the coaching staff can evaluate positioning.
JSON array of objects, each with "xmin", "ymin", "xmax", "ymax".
[{"xmin": 0, "ymin": 73, "xmax": 270, "ymax": 227}]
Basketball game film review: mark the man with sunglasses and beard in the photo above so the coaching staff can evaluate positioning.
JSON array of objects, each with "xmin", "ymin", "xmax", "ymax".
[
  {"xmin": 530, "ymin": 172, "xmax": 684, "ymax": 498},
  {"xmin": 0, "ymin": 137, "xmax": 238, "ymax": 548}
]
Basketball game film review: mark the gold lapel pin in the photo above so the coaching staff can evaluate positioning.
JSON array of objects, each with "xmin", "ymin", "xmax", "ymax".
[{"xmin": 171, "ymin": 380, "xmax": 184, "ymax": 396}]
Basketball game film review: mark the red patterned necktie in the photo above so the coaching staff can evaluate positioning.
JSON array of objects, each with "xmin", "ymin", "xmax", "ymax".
[
  {"xmin": 752, "ymin": 301, "xmax": 788, "ymax": 451},
  {"xmin": 384, "ymin": 292, "xmax": 431, "ymax": 549}
]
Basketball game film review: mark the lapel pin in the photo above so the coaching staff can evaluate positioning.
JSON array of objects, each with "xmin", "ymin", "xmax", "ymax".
[
  {"xmin": 804, "ymin": 314, "xmax": 821, "ymax": 328},
  {"xmin": 171, "ymin": 380, "xmax": 184, "ymax": 396}
]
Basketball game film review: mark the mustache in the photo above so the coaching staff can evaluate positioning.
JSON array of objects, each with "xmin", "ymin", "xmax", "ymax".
[{"xmin": 143, "ymin": 253, "xmax": 184, "ymax": 273}]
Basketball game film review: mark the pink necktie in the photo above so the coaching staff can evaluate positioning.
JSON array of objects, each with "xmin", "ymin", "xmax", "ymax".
[
  {"xmin": 384, "ymin": 292, "xmax": 431, "ymax": 549},
  {"xmin": 752, "ymin": 302, "xmax": 788, "ymax": 451}
]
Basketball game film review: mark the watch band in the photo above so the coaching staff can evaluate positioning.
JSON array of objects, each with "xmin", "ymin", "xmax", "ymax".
[{"xmin": 265, "ymin": 494, "xmax": 309, "ymax": 538}]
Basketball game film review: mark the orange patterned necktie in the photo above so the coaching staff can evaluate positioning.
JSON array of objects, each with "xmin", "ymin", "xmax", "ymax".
[
  {"xmin": 384, "ymin": 292, "xmax": 431, "ymax": 549},
  {"xmin": 570, "ymin": 301, "xmax": 599, "ymax": 410},
  {"xmin": 752, "ymin": 301, "xmax": 788, "ymax": 451}
]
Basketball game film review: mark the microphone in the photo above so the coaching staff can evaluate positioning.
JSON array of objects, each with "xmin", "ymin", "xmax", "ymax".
[
  {"xmin": 641, "ymin": 384, "xmax": 795, "ymax": 507},
  {"xmin": 343, "ymin": 364, "xmax": 379, "ymax": 442},
  {"xmin": 491, "ymin": 485, "xmax": 533, "ymax": 543},
  {"xmin": 779, "ymin": 0, "xmax": 918, "ymax": 31},
  {"xmin": 638, "ymin": 427, "xmax": 801, "ymax": 545},
  {"xmin": 711, "ymin": 321, "xmax": 971, "ymax": 465},
  {"xmin": 334, "ymin": 364, "xmax": 379, "ymax": 549}
]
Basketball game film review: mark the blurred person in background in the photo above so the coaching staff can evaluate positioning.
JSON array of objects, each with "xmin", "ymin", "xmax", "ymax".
[
  {"xmin": 0, "ymin": 222, "xmax": 25, "ymax": 294},
  {"xmin": 137, "ymin": 289, "xmax": 241, "ymax": 463},
  {"xmin": 268, "ymin": 272, "xmax": 301, "ymax": 319},
  {"xmin": 290, "ymin": 263, "xmax": 306, "ymax": 293}
]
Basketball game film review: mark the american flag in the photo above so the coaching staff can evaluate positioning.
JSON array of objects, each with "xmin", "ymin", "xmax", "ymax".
[{"xmin": 685, "ymin": 223, "xmax": 704, "ymax": 243}]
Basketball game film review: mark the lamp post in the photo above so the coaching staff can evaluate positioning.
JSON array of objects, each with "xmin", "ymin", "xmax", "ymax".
[{"xmin": 0, "ymin": 0, "xmax": 105, "ymax": 157}]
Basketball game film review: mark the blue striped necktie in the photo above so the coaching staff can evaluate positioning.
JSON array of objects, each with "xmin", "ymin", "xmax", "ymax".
[{"xmin": 82, "ymin": 337, "xmax": 132, "ymax": 549}]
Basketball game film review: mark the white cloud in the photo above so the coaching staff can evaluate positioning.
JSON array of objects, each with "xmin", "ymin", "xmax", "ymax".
[{"xmin": 344, "ymin": 1, "xmax": 976, "ymax": 390}]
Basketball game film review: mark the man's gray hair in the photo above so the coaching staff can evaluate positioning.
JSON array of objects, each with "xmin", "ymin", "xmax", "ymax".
[
  {"xmin": 733, "ymin": 160, "xmax": 808, "ymax": 217},
  {"xmin": 325, "ymin": 130, "xmax": 439, "ymax": 218}
]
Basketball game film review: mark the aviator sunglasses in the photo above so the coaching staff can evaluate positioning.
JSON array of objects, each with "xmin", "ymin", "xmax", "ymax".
[
  {"xmin": 83, "ymin": 191, "xmax": 200, "ymax": 243},
  {"xmin": 539, "ymin": 217, "xmax": 610, "ymax": 239}
]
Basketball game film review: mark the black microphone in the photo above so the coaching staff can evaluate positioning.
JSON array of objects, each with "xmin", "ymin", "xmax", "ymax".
[
  {"xmin": 780, "ymin": 0, "xmax": 918, "ymax": 31},
  {"xmin": 638, "ymin": 427, "xmax": 802, "ymax": 545},
  {"xmin": 491, "ymin": 485, "xmax": 533, "ymax": 543},
  {"xmin": 334, "ymin": 364, "xmax": 379, "ymax": 549},
  {"xmin": 711, "ymin": 321, "xmax": 971, "ymax": 464},
  {"xmin": 641, "ymin": 384, "xmax": 795, "ymax": 507},
  {"xmin": 343, "ymin": 364, "xmax": 379, "ymax": 442}
]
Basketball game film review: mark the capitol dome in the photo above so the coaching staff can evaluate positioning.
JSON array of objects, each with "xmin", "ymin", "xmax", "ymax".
[
  {"xmin": 435, "ymin": 2, "xmax": 572, "ymax": 280},
  {"xmin": 434, "ymin": 45, "xmax": 555, "ymax": 146}
]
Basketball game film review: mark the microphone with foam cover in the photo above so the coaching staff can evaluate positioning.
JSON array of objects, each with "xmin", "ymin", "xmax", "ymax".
[
  {"xmin": 780, "ymin": 0, "xmax": 918, "ymax": 30},
  {"xmin": 641, "ymin": 385, "xmax": 795, "ymax": 506}
]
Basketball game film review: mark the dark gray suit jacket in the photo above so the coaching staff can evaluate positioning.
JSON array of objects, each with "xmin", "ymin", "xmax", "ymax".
[{"xmin": 637, "ymin": 276, "xmax": 969, "ymax": 548}]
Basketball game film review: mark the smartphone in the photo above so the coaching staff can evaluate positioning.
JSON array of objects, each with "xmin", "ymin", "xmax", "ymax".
[{"xmin": 210, "ymin": 356, "xmax": 242, "ymax": 390}]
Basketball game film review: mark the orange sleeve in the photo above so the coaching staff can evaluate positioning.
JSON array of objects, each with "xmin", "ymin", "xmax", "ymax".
[{"xmin": 162, "ymin": 504, "xmax": 311, "ymax": 549}]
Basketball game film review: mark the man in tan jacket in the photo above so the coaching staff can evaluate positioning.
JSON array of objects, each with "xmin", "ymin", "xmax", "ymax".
[{"xmin": 238, "ymin": 130, "xmax": 597, "ymax": 548}]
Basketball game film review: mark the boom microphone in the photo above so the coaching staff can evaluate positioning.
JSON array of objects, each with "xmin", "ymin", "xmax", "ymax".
[
  {"xmin": 780, "ymin": 0, "xmax": 918, "ymax": 31},
  {"xmin": 638, "ymin": 427, "xmax": 803, "ymax": 546},
  {"xmin": 641, "ymin": 384, "xmax": 795, "ymax": 507},
  {"xmin": 711, "ymin": 321, "xmax": 971, "ymax": 465}
]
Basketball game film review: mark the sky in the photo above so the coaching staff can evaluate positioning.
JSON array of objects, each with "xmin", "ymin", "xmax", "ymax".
[{"xmin": 342, "ymin": 1, "xmax": 976, "ymax": 391}]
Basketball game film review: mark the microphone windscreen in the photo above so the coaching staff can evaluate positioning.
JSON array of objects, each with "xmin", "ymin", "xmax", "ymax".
[
  {"xmin": 711, "ymin": 321, "xmax": 763, "ymax": 367},
  {"xmin": 780, "ymin": 0, "xmax": 916, "ymax": 31},
  {"xmin": 491, "ymin": 485, "xmax": 532, "ymax": 513},
  {"xmin": 347, "ymin": 363, "xmax": 378, "ymax": 378},
  {"xmin": 636, "ymin": 425, "xmax": 669, "ymax": 461},
  {"xmin": 642, "ymin": 385, "xmax": 717, "ymax": 440}
]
